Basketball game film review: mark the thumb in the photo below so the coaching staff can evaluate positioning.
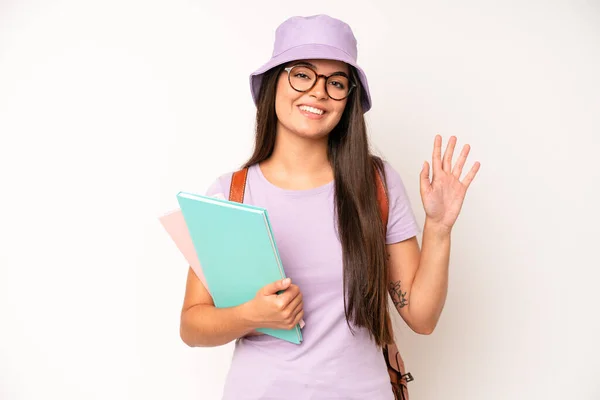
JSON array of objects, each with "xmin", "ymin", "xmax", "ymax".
[
  {"xmin": 420, "ymin": 161, "xmax": 431, "ymax": 193},
  {"xmin": 261, "ymin": 277, "xmax": 291, "ymax": 295}
]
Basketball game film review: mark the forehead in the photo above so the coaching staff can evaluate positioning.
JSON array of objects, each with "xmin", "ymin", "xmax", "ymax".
[{"xmin": 290, "ymin": 59, "xmax": 349, "ymax": 74}]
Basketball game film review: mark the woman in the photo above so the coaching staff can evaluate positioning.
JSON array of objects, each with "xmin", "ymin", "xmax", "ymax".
[{"xmin": 180, "ymin": 14, "xmax": 480, "ymax": 399}]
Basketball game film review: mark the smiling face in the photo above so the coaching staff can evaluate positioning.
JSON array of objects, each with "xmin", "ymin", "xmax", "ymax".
[{"xmin": 274, "ymin": 59, "xmax": 350, "ymax": 140}]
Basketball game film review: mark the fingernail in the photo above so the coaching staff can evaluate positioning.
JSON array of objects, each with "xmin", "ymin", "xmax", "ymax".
[{"xmin": 283, "ymin": 278, "xmax": 291, "ymax": 285}]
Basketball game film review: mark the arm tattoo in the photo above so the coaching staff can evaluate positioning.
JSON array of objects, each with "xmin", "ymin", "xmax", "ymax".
[{"xmin": 389, "ymin": 280, "xmax": 409, "ymax": 309}]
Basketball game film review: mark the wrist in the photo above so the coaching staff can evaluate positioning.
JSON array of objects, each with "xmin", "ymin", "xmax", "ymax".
[
  {"xmin": 238, "ymin": 299, "xmax": 260, "ymax": 331},
  {"xmin": 424, "ymin": 217, "xmax": 452, "ymax": 238}
]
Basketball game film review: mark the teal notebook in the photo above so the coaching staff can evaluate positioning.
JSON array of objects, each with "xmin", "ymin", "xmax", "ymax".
[{"xmin": 176, "ymin": 191, "xmax": 303, "ymax": 345}]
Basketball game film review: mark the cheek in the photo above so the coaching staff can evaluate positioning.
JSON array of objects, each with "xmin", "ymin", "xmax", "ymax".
[
  {"xmin": 275, "ymin": 82, "xmax": 302, "ymax": 117},
  {"xmin": 329, "ymin": 102, "xmax": 347, "ymax": 123}
]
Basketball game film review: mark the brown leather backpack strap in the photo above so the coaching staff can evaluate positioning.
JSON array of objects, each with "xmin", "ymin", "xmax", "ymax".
[
  {"xmin": 374, "ymin": 163, "xmax": 393, "ymax": 337},
  {"xmin": 374, "ymin": 165, "xmax": 389, "ymax": 229},
  {"xmin": 229, "ymin": 167, "xmax": 249, "ymax": 203}
]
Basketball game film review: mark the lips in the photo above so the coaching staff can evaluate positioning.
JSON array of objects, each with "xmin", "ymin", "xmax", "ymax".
[
  {"xmin": 298, "ymin": 105, "xmax": 325, "ymax": 115},
  {"xmin": 297, "ymin": 104, "xmax": 328, "ymax": 121}
]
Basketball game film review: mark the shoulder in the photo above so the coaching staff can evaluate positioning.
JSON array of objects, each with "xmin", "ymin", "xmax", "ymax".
[
  {"xmin": 379, "ymin": 159, "xmax": 409, "ymax": 193},
  {"xmin": 204, "ymin": 165, "xmax": 254, "ymax": 198},
  {"xmin": 204, "ymin": 170, "xmax": 235, "ymax": 198}
]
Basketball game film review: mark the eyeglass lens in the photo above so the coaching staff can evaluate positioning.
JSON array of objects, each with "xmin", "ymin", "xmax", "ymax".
[{"xmin": 288, "ymin": 65, "xmax": 351, "ymax": 100}]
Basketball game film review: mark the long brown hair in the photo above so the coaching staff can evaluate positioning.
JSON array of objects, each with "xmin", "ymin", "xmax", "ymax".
[{"xmin": 243, "ymin": 64, "xmax": 392, "ymax": 347}]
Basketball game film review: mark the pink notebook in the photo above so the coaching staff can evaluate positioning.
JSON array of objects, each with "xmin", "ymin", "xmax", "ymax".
[{"xmin": 159, "ymin": 208, "xmax": 209, "ymax": 289}]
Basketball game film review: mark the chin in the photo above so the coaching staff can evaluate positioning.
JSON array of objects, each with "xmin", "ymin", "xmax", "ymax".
[
  {"xmin": 292, "ymin": 117, "xmax": 337, "ymax": 139},
  {"xmin": 293, "ymin": 126, "xmax": 331, "ymax": 139}
]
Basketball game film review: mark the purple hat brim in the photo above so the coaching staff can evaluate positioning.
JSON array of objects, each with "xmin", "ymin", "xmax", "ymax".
[{"xmin": 249, "ymin": 43, "xmax": 372, "ymax": 113}]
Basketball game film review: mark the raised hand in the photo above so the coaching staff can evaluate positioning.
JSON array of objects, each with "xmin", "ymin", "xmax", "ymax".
[{"xmin": 420, "ymin": 135, "xmax": 480, "ymax": 232}]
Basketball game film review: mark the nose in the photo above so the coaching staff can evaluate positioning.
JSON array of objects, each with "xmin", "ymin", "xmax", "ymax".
[{"xmin": 308, "ymin": 75, "xmax": 329, "ymax": 100}]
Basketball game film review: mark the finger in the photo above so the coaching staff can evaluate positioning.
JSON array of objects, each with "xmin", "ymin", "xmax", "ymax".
[
  {"xmin": 432, "ymin": 135, "xmax": 443, "ymax": 174},
  {"xmin": 276, "ymin": 285, "xmax": 301, "ymax": 308},
  {"xmin": 290, "ymin": 298, "xmax": 304, "ymax": 317},
  {"xmin": 451, "ymin": 144, "xmax": 470, "ymax": 178},
  {"xmin": 261, "ymin": 277, "xmax": 291, "ymax": 296},
  {"xmin": 279, "ymin": 289, "xmax": 302, "ymax": 312},
  {"xmin": 442, "ymin": 136, "xmax": 457, "ymax": 172},
  {"xmin": 291, "ymin": 309, "xmax": 305, "ymax": 328},
  {"xmin": 286, "ymin": 307, "xmax": 304, "ymax": 329},
  {"xmin": 284, "ymin": 284, "xmax": 301, "ymax": 298},
  {"xmin": 461, "ymin": 162, "xmax": 481, "ymax": 189},
  {"xmin": 420, "ymin": 161, "xmax": 431, "ymax": 193},
  {"xmin": 281, "ymin": 296, "xmax": 303, "ymax": 327},
  {"xmin": 285, "ymin": 292, "xmax": 303, "ymax": 314}
]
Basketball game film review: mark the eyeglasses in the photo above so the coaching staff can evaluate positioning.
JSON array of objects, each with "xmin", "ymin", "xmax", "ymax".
[{"xmin": 284, "ymin": 64, "xmax": 356, "ymax": 101}]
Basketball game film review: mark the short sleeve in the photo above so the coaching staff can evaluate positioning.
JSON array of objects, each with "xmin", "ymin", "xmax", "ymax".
[
  {"xmin": 383, "ymin": 161, "xmax": 421, "ymax": 244},
  {"xmin": 204, "ymin": 172, "xmax": 233, "ymax": 198}
]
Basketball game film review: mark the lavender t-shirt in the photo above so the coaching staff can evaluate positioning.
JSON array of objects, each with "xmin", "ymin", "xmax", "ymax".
[{"xmin": 204, "ymin": 161, "xmax": 421, "ymax": 400}]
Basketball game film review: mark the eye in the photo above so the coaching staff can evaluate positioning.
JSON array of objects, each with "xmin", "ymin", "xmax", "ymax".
[
  {"xmin": 294, "ymin": 72, "xmax": 311, "ymax": 79},
  {"xmin": 329, "ymin": 80, "xmax": 346, "ymax": 89}
]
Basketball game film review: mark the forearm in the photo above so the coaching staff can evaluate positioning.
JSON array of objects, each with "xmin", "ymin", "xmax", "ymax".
[
  {"xmin": 407, "ymin": 218, "xmax": 451, "ymax": 333},
  {"xmin": 180, "ymin": 302, "xmax": 257, "ymax": 347}
]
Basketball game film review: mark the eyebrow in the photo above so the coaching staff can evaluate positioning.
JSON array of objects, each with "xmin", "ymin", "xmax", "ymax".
[
  {"xmin": 292, "ymin": 61, "xmax": 349, "ymax": 77},
  {"xmin": 294, "ymin": 61, "xmax": 317, "ymax": 69}
]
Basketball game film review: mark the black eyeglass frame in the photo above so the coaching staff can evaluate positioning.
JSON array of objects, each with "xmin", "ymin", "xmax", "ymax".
[{"xmin": 283, "ymin": 65, "xmax": 357, "ymax": 101}]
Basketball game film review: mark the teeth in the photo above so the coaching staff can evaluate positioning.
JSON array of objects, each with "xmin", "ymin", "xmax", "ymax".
[{"xmin": 299, "ymin": 105, "xmax": 324, "ymax": 115}]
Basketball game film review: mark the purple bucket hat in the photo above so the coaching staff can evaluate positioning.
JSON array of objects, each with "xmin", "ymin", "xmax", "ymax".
[{"xmin": 249, "ymin": 14, "xmax": 372, "ymax": 113}]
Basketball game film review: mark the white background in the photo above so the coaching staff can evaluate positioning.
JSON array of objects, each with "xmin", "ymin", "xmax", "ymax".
[{"xmin": 1, "ymin": 1, "xmax": 599, "ymax": 399}]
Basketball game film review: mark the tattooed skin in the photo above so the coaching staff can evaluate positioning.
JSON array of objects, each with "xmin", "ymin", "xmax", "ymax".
[{"xmin": 389, "ymin": 280, "xmax": 408, "ymax": 308}]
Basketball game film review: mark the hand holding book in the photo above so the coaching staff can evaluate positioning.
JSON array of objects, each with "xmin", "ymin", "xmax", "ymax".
[{"xmin": 244, "ymin": 278, "xmax": 304, "ymax": 333}]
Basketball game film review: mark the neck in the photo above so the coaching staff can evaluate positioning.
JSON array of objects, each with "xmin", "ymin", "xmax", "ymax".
[{"xmin": 259, "ymin": 123, "xmax": 333, "ymax": 189}]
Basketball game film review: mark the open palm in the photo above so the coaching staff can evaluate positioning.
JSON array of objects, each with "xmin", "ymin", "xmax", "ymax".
[{"xmin": 420, "ymin": 135, "xmax": 480, "ymax": 231}]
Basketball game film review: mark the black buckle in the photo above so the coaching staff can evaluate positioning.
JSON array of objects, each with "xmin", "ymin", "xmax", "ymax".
[{"xmin": 401, "ymin": 372, "xmax": 414, "ymax": 383}]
